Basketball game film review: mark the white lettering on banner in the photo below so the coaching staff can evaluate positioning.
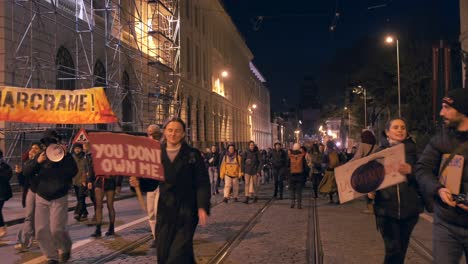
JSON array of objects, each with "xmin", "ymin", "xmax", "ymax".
[
  {"xmin": 139, "ymin": 162, "xmax": 160, "ymax": 176},
  {"xmin": 127, "ymin": 145, "xmax": 160, "ymax": 163},
  {"xmin": 101, "ymin": 159, "xmax": 137, "ymax": 174},
  {"xmin": 92, "ymin": 144, "xmax": 124, "ymax": 159}
]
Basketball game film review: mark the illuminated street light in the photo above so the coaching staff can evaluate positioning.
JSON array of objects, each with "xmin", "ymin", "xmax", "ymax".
[
  {"xmin": 221, "ymin": 70, "xmax": 229, "ymax": 78},
  {"xmin": 252, "ymin": 104, "xmax": 257, "ymax": 109},
  {"xmin": 385, "ymin": 35, "xmax": 401, "ymax": 118}
]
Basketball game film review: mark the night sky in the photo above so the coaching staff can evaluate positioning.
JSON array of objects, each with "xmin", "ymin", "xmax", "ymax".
[{"xmin": 222, "ymin": 0, "xmax": 460, "ymax": 111}]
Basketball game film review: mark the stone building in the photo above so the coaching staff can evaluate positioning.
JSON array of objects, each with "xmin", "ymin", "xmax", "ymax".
[
  {"xmin": 0, "ymin": 0, "xmax": 271, "ymax": 160},
  {"xmin": 461, "ymin": 0, "xmax": 468, "ymax": 88}
]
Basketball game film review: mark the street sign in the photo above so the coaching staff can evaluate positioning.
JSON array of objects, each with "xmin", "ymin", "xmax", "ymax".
[{"xmin": 72, "ymin": 128, "xmax": 89, "ymax": 144}]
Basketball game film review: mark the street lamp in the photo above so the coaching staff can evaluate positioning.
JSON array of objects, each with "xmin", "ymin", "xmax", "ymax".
[
  {"xmin": 344, "ymin": 107, "xmax": 351, "ymax": 139},
  {"xmin": 221, "ymin": 70, "xmax": 229, "ymax": 78},
  {"xmin": 385, "ymin": 35, "xmax": 401, "ymax": 118},
  {"xmin": 352, "ymin": 85, "xmax": 367, "ymax": 128}
]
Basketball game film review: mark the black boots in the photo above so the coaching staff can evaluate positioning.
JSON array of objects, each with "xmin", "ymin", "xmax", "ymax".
[
  {"xmin": 91, "ymin": 225, "xmax": 101, "ymax": 238},
  {"xmin": 243, "ymin": 197, "xmax": 250, "ymax": 204},
  {"xmin": 253, "ymin": 196, "xmax": 258, "ymax": 203},
  {"xmin": 105, "ymin": 224, "xmax": 115, "ymax": 236},
  {"xmin": 290, "ymin": 200, "xmax": 295, "ymax": 208}
]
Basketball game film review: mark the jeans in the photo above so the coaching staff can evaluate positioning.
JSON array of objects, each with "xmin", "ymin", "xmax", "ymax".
[
  {"xmin": 147, "ymin": 188, "xmax": 160, "ymax": 239},
  {"xmin": 376, "ymin": 215, "xmax": 419, "ymax": 264},
  {"xmin": 17, "ymin": 190, "xmax": 35, "ymax": 247},
  {"xmin": 73, "ymin": 185, "xmax": 88, "ymax": 217},
  {"xmin": 244, "ymin": 173, "xmax": 259, "ymax": 197},
  {"xmin": 35, "ymin": 195, "xmax": 71, "ymax": 261},
  {"xmin": 433, "ymin": 215, "xmax": 468, "ymax": 264},
  {"xmin": 208, "ymin": 167, "xmax": 219, "ymax": 194},
  {"xmin": 272, "ymin": 167, "xmax": 284, "ymax": 197},
  {"xmin": 289, "ymin": 174, "xmax": 305, "ymax": 205}
]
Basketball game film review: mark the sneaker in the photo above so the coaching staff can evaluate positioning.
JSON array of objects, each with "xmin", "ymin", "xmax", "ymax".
[{"xmin": 14, "ymin": 243, "xmax": 27, "ymax": 252}]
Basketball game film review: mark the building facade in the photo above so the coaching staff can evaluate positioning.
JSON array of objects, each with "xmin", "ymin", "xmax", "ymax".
[
  {"xmin": 461, "ymin": 0, "xmax": 468, "ymax": 88},
  {"xmin": 0, "ymin": 0, "xmax": 272, "ymax": 159}
]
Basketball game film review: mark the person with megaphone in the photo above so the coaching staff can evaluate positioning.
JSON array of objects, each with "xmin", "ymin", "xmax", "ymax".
[{"xmin": 23, "ymin": 129, "xmax": 78, "ymax": 264}]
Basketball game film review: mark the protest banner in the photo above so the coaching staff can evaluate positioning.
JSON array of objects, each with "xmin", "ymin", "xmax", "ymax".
[
  {"xmin": 0, "ymin": 86, "xmax": 117, "ymax": 124},
  {"xmin": 87, "ymin": 132, "xmax": 164, "ymax": 181},
  {"xmin": 335, "ymin": 143, "xmax": 406, "ymax": 204}
]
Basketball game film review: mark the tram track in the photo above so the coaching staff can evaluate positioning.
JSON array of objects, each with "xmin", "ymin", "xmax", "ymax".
[
  {"xmin": 207, "ymin": 197, "xmax": 275, "ymax": 264},
  {"xmin": 306, "ymin": 193, "xmax": 323, "ymax": 264},
  {"xmin": 81, "ymin": 197, "xmax": 228, "ymax": 264},
  {"xmin": 409, "ymin": 237, "xmax": 433, "ymax": 263}
]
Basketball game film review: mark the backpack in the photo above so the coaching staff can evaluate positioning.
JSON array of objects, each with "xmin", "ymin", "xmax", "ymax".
[{"xmin": 290, "ymin": 153, "xmax": 305, "ymax": 174}]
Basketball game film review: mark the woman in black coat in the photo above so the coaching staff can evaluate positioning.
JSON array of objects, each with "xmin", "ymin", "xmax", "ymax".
[
  {"xmin": 156, "ymin": 117, "xmax": 211, "ymax": 264},
  {"xmin": 0, "ymin": 150, "xmax": 13, "ymax": 238},
  {"xmin": 369, "ymin": 118, "xmax": 423, "ymax": 264}
]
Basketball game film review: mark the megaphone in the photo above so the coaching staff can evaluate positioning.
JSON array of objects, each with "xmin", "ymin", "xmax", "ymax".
[{"xmin": 45, "ymin": 143, "xmax": 66, "ymax": 162}]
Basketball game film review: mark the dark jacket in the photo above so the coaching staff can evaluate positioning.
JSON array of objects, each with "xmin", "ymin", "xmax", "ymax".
[
  {"xmin": 205, "ymin": 151, "xmax": 220, "ymax": 168},
  {"xmin": 156, "ymin": 142, "xmax": 211, "ymax": 263},
  {"xmin": 374, "ymin": 138, "xmax": 424, "ymax": 219},
  {"xmin": 242, "ymin": 149, "xmax": 262, "ymax": 175},
  {"xmin": 269, "ymin": 149, "xmax": 288, "ymax": 169},
  {"xmin": 0, "ymin": 162, "xmax": 13, "ymax": 201},
  {"xmin": 23, "ymin": 153, "xmax": 78, "ymax": 201},
  {"xmin": 139, "ymin": 178, "xmax": 159, "ymax": 193},
  {"xmin": 415, "ymin": 128, "xmax": 468, "ymax": 228}
]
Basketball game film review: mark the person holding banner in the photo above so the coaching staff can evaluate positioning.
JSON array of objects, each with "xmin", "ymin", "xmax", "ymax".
[
  {"xmin": 129, "ymin": 124, "xmax": 162, "ymax": 248},
  {"xmin": 369, "ymin": 118, "xmax": 423, "ymax": 264},
  {"xmin": 23, "ymin": 130, "xmax": 78, "ymax": 264},
  {"xmin": 415, "ymin": 88, "xmax": 468, "ymax": 264},
  {"xmin": 155, "ymin": 117, "xmax": 211, "ymax": 264}
]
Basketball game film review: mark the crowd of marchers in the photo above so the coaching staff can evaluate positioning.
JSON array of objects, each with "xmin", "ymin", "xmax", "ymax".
[{"xmin": 0, "ymin": 89, "xmax": 466, "ymax": 264}]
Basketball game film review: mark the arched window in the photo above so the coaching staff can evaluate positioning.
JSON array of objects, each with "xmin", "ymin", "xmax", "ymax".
[
  {"xmin": 122, "ymin": 71, "xmax": 133, "ymax": 131},
  {"xmin": 94, "ymin": 60, "xmax": 108, "ymax": 130},
  {"xmin": 56, "ymin": 47, "xmax": 75, "ymax": 128},
  {"xmin": 56, "ymin": 46, "xmax": 75, "ymax": 90}
]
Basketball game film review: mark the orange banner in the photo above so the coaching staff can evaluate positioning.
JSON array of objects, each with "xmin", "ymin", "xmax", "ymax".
[{"xmin": 0, "ymin": 86, "xmax": 118, "ymax": 124}]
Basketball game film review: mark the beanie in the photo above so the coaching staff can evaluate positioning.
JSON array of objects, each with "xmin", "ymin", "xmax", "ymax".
[
  {"xmin": 442, "ymin": 89, "xmax": 468, "ymax": 117},
  {"xmin": 361, "ymin": 130, "xmax": 376, "ymax": 145}
]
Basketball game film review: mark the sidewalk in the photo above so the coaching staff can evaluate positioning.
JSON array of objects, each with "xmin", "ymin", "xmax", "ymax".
[{"xmin": 2, "ymin": 186, "xmax": 135, "ymax": 226}]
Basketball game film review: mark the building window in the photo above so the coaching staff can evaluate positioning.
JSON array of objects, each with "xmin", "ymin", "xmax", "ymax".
[
  {"xmin": 195, "ymin": 44, "xmax": 200, "ymax": 82},
  {"xmin": 94, "ymin": 60, "xmax": 108, "ymax": 130},
  {"xmin": 186, "ymin": 37, "xmax": 191, "ymax": 78},
  {"xmin": 56, "ymin": 46, "xmax": 75, "ymax": 90},
  {"xmin": 122, "ymin": 71, "xmax": 133, "ymax": 131},
  {"xmin": 56, "ymin": 46, "xmax": 75, "ymax": 128}
]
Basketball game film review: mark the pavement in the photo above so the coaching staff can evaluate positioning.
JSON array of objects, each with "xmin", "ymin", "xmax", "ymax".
[{"xmin": 0, "ymin": 181, "xmax": 446, "ymax": 264}]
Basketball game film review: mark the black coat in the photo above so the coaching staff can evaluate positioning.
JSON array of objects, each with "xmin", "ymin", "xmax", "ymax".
[
  {"xmin": 0, "ymin": 162, "xmax": 13, "ymax": 201},
  {"xmin": 374, "ymin": 138, "xmax": 424, "ymax": 219},
  {"xmin": 415, "ymin": 128, "xmax": 468, "ymax": 228},
  {"xmin": 156, "ymin": 142, "xmax": 211, "ymax": 264}
]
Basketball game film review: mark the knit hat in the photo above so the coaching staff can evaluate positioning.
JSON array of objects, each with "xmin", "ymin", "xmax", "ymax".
[
  {"xmin": 72, "ymin": 143, "xmax": 83, "ymax": 149},
  {"xmin": 40, "ymin": 129, "xmax": 61, "ymax": 145},
  {"xmin": 442, "ymin": 89, "xmax": 468, "ymax": 117},
  {"xmin": 361, "ymin": 130, "xmax": 376, "ymax": 145}
]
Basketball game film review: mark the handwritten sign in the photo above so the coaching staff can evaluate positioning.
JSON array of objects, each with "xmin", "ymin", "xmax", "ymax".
[
  {"xmin": 439, "ymin": 154, "xmax": 464, "ymax": 194},
  {"xmin": 0, "ymin": 86, "xmax": 117, "ymax": 124},
  {"xmin": 335, "ymin": 143, "xmax": 406, "ymax": 204},
  {"xmin": 88, "ymin": 132, "xmax": 164, "ymax": 181}
]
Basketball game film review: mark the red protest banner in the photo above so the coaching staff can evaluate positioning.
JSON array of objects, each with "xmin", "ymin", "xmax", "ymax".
[{"xmin": 87, "ymin": 132, "xmax": 164, "ymax": 181}]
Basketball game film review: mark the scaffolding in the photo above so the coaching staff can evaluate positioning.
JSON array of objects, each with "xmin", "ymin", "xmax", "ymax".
[{"xmin": 4, "ymin": 0, "xmax": 181, "ymax": 161}]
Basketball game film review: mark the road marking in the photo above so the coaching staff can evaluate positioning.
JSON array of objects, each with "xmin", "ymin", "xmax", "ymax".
[
  {"xmin": 23, "ymin": 216, "xmax": 149, "ymax": 264},
  {"xmin": 419, "ymin": 213, "xmax": 433, "ymax": 223}
]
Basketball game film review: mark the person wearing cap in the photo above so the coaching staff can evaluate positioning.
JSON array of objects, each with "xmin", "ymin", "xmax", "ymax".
[
  {"xmin": 72, "ymin": 143, "xmax": 89, "ymax": 222},
  {"xmin": 23, "ymin": 130, "xmax": 77, "ymax": 264},
  {"xmin": 269, "ymin": 141, "xmax": 288, "ymax": 199},
  {"xmin": 415, "ymin": 88, "xmax": 468, "ymax": 263}
]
